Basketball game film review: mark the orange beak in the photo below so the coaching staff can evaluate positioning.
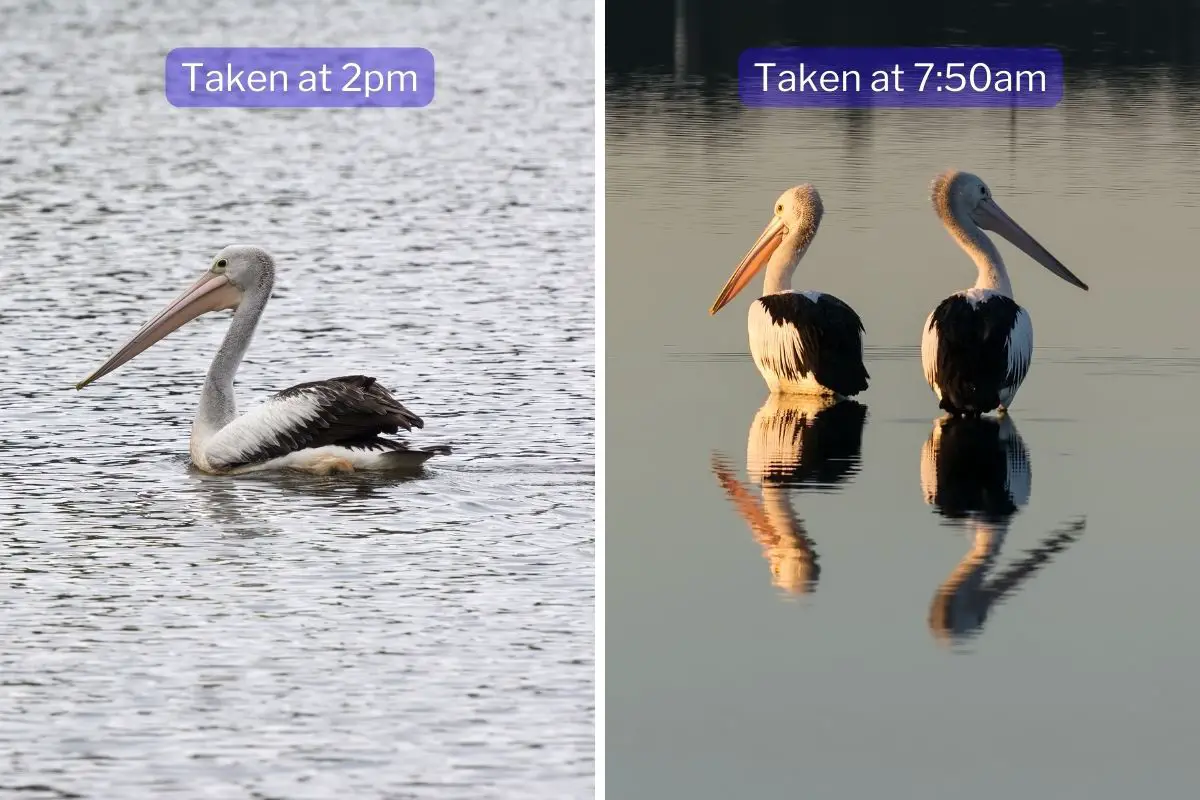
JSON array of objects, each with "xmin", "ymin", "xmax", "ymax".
[{"xmin": 710, "ymin": 216, "xmax": 787, "ymax": 314}]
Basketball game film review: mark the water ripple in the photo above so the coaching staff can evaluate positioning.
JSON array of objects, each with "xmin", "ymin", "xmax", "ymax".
[{"xmin": 0, "ymin": 0, "xmax": 595, "ymax": 796}]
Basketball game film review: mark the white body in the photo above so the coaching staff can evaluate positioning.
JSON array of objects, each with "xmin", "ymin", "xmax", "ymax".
[
  {"xmin": 221, "ymin": 446, "xmax": 431, "ymax": 476},
  {"xmin": 748, "ymin": 291, "xmax": 831, "ymax": 395},
  {"xmin": 190, "ymin": 390, "xmax": 436, "ymax": 476}
]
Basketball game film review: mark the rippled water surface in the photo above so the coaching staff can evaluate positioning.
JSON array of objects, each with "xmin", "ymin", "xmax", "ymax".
[
  {"xmin": 608, "ymin": 72, "xmax": 1200, "ymax": 798},
  {"xmin": 0, "ymin": 0, "xmax": 594, "ymax": 796}
]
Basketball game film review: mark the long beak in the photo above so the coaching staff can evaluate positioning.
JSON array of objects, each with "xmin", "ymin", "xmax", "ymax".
[
  {"xmin": 710, "ymin": 217, "xmax": 787, "ymax": 314},
  {"xmin": 975, "ymin": 198, "xmax": 1088, "ymax": 291},
  {"xmin": 75, "ymin": 271, "xmax": 241, "ymax": 389}
]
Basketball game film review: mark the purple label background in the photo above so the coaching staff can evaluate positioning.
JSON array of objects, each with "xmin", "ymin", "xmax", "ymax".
[
  {"xmin": 165, "ymin": 48, "xmax": 435, "ymax": 108},
  {"xmin": 739, "ymin": 47, "xmax": 1063, "ymax": 108}
]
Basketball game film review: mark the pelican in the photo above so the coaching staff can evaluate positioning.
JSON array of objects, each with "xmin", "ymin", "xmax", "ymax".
[
  {"xmin": 922, "ymin": 170, "xmax": 1089, "ymax": 416},
  {"xmin": 920, "ymin": 414, "xmax": 1085, "ymax": 643},
  {"xmin": 711, "ymin": 394, "xmax": 867, "ymax": 595},
  {"xmin": 710, "ymin": 185, "xmax": 869, "ymax": 397},
  {"xmin": 75, "ymin": 245, "xmax": 450, "ymax": 475}
]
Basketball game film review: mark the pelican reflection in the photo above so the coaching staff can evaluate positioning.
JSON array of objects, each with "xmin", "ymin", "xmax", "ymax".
[
  {"xmin": 920, "ymin": 415, "xmax": 1085, "ymax": 643},
  {"xmin": 187, "ymin": 468, "xmax": 427, "ymax": 536},
  {"xmin": 187, "ymin": 472, "xmax": 283, "ymax": 537},
  {"xmin": 712, "ymin": 395, "xmax": 868, "ymax": 595}
]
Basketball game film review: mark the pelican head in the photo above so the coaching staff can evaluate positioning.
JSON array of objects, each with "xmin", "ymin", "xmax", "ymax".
[
  {"xmin": 710, "ymin": 184, "xmax": 824, "ymax": 315},
  {"xmin": 932, "ymin": 170, "xmax": 1088, "ymax": 291},
  {"xmin": 75, "ymin": 245, "xmax": 277, "ymax": 389}
]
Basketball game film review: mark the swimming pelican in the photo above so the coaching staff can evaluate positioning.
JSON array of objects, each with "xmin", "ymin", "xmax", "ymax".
[
  {"xmin": 922, "ymin": 170, "xmax": 1089, "ymax": 416},
  {"xmin": 710, "ymin": 185, "xmax": 869, "ymax": 397},
  {"xmin": 75, "ymin": 245, "xmax": 450, "ymax": 475}
]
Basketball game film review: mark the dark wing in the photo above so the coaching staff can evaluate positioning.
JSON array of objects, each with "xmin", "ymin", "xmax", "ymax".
[
  {"xmin": 757, "ymin": 292, "xmax": 870, "ymax": 396},
  {"xmin": 927, "ymin": 294, "xmax": 1022, "ymax": 413},
  {"xmin": 205, "ymin": 375, "xmax": 426, "ymax": 470}
]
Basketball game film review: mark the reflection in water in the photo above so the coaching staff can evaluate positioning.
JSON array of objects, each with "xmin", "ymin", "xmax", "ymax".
[
  {"xmin": 920, "ymin": 416, "xmax": 1086, "ymax": 643},
  {"xmin": 186, "ymin": 469, "xmax": 432, "ymax": 537},
  {"xmin": 607, "ymin": 10, "xmax": 1200, "ymax": 786},
  {"xmin": 673, "ymin": 0, "xmax": 696, "ymax": 81},
  {"xmin": 242, "ymin": 468, "xmax": 429, "ymax": 499},
  {"xmin": 920, "ymin": 413, "xmax": 1031, "ymax": 523},
  {"xmin": 610, "ymin": 0, "xmax": 1200, "ymax": 78},
  {"xmin": 712, "ymin": 395, "xmax": 868, "ymax": 594},
  {"xmin": 746, "ymin": 395, "xmax": 867, "ymax": 486},
  {"xmin": 0, "ymin": 0, "xmax": 595, "ymax": 788},
  {"xmin": 712, "ymin": 456, "xmax": 820, "ymax": 594},
  {"xmin": 186, "ymin": 473, "xmax": 283, "ymax": 538}
]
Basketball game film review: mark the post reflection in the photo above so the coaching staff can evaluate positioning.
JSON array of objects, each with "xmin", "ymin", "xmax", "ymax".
[
  {"xmin": 920, "ymin": 415, "xmax": 1086, "ymax": 644},
  {"xmin": 711, "ymin": 395, "xmax": 868, "ymax": 595}
]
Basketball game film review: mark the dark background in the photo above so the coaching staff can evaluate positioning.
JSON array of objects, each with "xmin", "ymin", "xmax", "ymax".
[{"xmin": 607, "ymin": 0, "xmax": 1200, "ymax": 81}]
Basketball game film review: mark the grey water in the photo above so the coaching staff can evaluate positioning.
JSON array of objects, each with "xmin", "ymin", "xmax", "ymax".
[
  {"xmin": 607, "ymin": 74, "xmax": 1200, "ymax": 797},
  {"xmin": 0, "ymin": 0, "xmax": 594, "ymax": 797}
]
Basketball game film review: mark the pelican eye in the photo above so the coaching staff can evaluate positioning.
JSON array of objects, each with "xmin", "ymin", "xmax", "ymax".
[
  {"xmin": 776, "ymin": 204, "xmax": 784, "ymax": 214},
  {"xmin": 215, "ymin": 259, "xmax": 228, "ymax": 271}
]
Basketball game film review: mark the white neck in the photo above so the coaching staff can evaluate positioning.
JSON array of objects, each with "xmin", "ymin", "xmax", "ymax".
[
  {"xmin": 762, "ymin": 223, "xmax": 816, "ymax": 296},
  {"xmin": 192, "ymin": 280, "xmax": 270, "ymax": 442},
  {"xmin": 941, "ymin": 205, "xmax": 1013, "ymax": 297}
]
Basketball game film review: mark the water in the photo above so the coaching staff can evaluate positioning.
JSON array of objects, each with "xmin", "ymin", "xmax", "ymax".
[
  {"xmin": 607, "ymin": 70, "xmax": 1200, "ymax": 797},
  {"xmin": 0, "ymin": 0, "xmax": 594, "ymax": 796}
]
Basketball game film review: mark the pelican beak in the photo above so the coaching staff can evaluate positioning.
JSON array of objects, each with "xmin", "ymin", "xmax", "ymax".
[
  {"xmin": 75, "ymin": 271, "xmax": 242, "ymax": 389},
  {"xmin": 974, "ymin": 198, "xmax": 1089, "ymax": 291},
  {"xmin": 710, "ymin": 216, "xmax": 787, "ymax": 314}
]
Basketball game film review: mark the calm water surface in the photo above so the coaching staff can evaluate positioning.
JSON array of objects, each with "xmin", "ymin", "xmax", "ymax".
[
  {"xmin": 608, "ymin": 74, "xmax": 1200, "ymax": 798},
  {"xmin": 0, "ymin": 1, "xmax": 594, "ymax": 797}
]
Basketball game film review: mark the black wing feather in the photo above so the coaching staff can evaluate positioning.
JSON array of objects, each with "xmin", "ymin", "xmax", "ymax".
[
  {"xmin": 222, "ymin": 375, "xmax": 429, "ymax": 469},
  {"xmin": 758, "ymin": 293, "xmax": 870, "ymax": 396},
  {"xmin": 929, "ymin": 295, "xmax": 1021, "ymax": 415}
]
